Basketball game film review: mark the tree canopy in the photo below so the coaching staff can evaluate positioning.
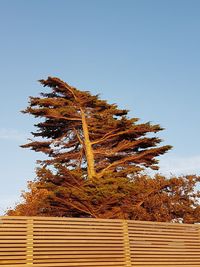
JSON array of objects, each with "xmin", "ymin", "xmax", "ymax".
[
  {"xmin": 7, "ymin": 77, "xmax": 200, "ymax": 223},
  {"xmin": 8, "ymin": 172, "xmax": 200, "ymax": 223},
  {"xmin": 21, "ymin": 77, "xmax": 171, "ymax": 178}
]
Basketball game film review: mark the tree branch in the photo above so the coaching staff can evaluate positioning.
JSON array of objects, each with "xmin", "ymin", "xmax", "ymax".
[
  {"xmin": 46, "ymin": 114, "xmax": 82, "ymax": 121},
  {"xmin": 91, "ymin": 129, "xmax": 134, "ymax": 145},
  {"xmin": 53, "ymin": 195, "xmax": 96, "ymax": 217},
  {"xmin": 74, "ymin": 128, "xmax": 83, "ymax": 145},
  {"xmin": 97, "ymin": 152, "xmax": 149, "ymax": 177}
]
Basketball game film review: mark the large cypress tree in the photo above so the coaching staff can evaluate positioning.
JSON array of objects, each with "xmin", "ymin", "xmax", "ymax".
[
  {"xmin": 22, "ymin": 77, "xmax": 171, "ymax": 179},
  {"xmin": 8, "ymin": 77, "xmax": 177, "ymax": 219}
]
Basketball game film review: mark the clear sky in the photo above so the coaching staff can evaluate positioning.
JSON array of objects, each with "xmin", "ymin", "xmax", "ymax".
[{"xmin": 0, "ymin": 0, "xmax": 200, "ymax": 214}]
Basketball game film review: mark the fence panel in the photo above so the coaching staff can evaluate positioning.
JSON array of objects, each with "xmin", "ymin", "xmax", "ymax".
[
  {"xmin": 0, "ymin": 217, "xmax": 27, "ymax": 266},
  {"xmin": 128, "ymin": 220, "xmax": 200, "ymax": 267},
  {"xmin": 0, "ymin": 216, "xmax": 200, "ymax": 267},
  {"xmin": 32, "ymin": 217, "xmax": 125, "ymax": 267}
]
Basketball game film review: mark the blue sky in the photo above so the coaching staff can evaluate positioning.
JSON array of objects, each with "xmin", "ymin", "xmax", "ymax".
[{"xmin": 0, "ymin": 0, "xmax": 200, "ymax": 214}]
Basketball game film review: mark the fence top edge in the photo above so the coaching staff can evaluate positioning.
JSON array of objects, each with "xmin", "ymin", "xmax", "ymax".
[
  {"xmin": 0, "ymin": 216, "xmax": 123, "ymax": 223},
  {"xmin": 0, "ymin": 216, "xmax": 199, "ymax": 228}
]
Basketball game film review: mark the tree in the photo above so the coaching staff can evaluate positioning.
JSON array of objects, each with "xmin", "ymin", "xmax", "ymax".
[
  {"xmin": 8, "ymin": 77, "xmax": 200, "ymax": 223},
  {"xmin": 21, "ymin": 77, "xmax": 171, "ymax": 178},
  {"xmin": 9, "ymin": 77, "xmax": 184, "ymax": 220}
]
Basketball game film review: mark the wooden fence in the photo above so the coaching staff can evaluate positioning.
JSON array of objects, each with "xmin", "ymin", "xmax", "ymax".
[{"xmin": 0, "ymin": 216, "xmax": 200, "ymax": 267}]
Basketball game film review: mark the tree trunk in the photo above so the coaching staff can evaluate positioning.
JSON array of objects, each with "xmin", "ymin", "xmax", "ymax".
[{"xmin": 80, "ymin": 108, "xmax": 96, "ymax": 180}]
